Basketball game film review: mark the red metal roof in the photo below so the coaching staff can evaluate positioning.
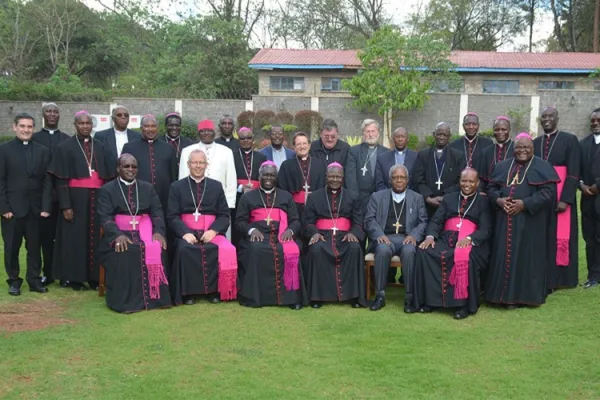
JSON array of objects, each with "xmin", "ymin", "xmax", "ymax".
[{"xmin": 249, "ymin": 48, "xmax": 600, "ymax": 71}]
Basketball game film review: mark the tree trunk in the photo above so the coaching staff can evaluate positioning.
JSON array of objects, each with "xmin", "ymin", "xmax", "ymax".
[{"xmin": 594, "ymin": 0, "xmax": 600, "ymax": 52}]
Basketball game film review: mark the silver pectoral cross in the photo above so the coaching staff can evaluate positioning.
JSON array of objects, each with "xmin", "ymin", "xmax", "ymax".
[
  {"xmin": 130, "ymin": 217, "xmax": 139, "ymax": 230},
  {"xmin": 193, "ymin": 210, "xmax": 201, "ymax": 222},
  {"xmin": 361, "ymin": 165, "xmax": 368, "ymax": 176},
  {"xmin": 456, "ymin": 221, "xmax": 462, "ymax": 229},
  {"xmin": 332, "ymin": 226, "xmax": 338, "ymax": 236},
  {"xmin": 435, "ymin": 179, "xmax": 443, "ymax": 190},
  {"xmin": 303, "ymin": 183, "xmax": 311, "ymax": 201}
]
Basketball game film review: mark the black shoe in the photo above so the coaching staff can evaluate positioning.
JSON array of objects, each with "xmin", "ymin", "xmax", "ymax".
[
  {"xmin": 88, "ymin": 281, "xmax": 99, "ymax": 291},
  {"xmin": 419, "ymin": 305, "xmax": 433, "ymax": 313},
  {"xmin": 351, "ymin": 302, "xmax": 362, "ymax": 308},
  {"xmin": 289, "ymin": 304, "xmax": 302, "ymax": 310},
  {"xmin": 60, "ymin": 280, "xmax": 70, "ymax": 288},
  {"xmin": 453, "ymin": 308, "xmax": 468, "ymax": 320},
  {"xmin": 404, "ymin": 305, "xmax": 418, "ymax": 314},
  {"xmin": 208, "ymin": 294, "xmax": 221, "ymax": 304},
  {"xmin": 8, "ymin": 283, "xmax": 21, "ymax": 296},
  {"xmin": 29, "ymin": 284, "xmax": 49, "ymax": 293},
  {"xmin": 71, "ymin": 282, "xmax": 89, "ymax": 291},
  {"xmin": 183, "ymin": 297, "xmax": 195, "ymax": 305},
  {"xmin": 41, "ymin": 276, "xmax": 54, "ymax": 286},
  {"xmin": 506, "ymin": 304, "xmax": 520, "ymax": 310},
  {"xmin": 546, "ymin": 288, "xmax": 555, "ymax": 295},
  {"xmin": 583, "ymin": 279, "xmax": 599, "ymax": 289},
  {"xmin": 310, "ymin": 302, "xmax": 322, "ymax": 309},
  {"xmin": 369, "ymin": 296, "xmax": 386, "ymax": 311}
]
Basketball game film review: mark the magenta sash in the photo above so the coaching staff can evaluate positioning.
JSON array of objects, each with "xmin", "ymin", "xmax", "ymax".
[
  {"xmin": 249, "ymin": 208, "xmax": 300, "ymax": 291},
  {"xmin": 315, "ymin": 217, "xmax": 352, "ymax": 232},
  {"xmin": 554, "ymin": 166, "xmax": 570, "ymax": 267},
  {"xmin": 443, "ymin": 217, "xmax": 477, "ymax": 300},
  {"xmin": 237, "ymin": 179, "xmax": 260, "ymax": 189},
  {"xmin": 181, "ymin": 213, "xmax": 237, "ymax": 301},
  {"xmin": 291, "ymin": 191, "xmax": 308, "ymax": 204},
  {"xmin": 68, "ymin": 171, "xmax": 103, "ymax": 189},
  {"xmin": 115, "ymin": 214, "xmax": 168, "ymax": 300}
]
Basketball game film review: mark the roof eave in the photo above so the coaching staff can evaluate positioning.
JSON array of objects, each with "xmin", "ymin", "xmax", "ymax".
[{"xmin": 248, "ymin": 64, "xmax": 359, "ymax": 70}]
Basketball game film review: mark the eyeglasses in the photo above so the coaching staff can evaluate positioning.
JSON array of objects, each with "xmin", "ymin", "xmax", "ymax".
[
  {"xmin": 121, "ymin": 164, "xmax": 137, "ymax": 169},
  {"xmin": 115, "ymin": 113, "xmax": 129, "ymax": 118},
  {"xmin": 239, "ymin": 136, "xmax": 253, "ymax": 140}
]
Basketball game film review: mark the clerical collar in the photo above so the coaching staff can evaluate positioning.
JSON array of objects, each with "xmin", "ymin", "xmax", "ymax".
[
  {"xmin": 224, "ymin": 137, "xmax": 232, "ymax": 142},
  {"xmin": 594, "ymin": 134, "xmax": 600, "ymax": 144},
  {"xmin": 260, "ymin": 186, "xmax": 275, "ymax": 194},
  {"xmin": 167, "ymin": 135, "xmax": 180, "ymax": 141},
  {"xmin": 145, "ymin": 139, "xmax": 154, "ymax": 143},
  {"xmin": 436, "ymin": 148, "xmax": 444, "ymax": 153},
  {"xmin": 395, "ymin": 148, "xmax": 405, "ymax": 154},
  {"xmin": 327, "ymin": 187, "xmax": 341, "ymax": 194},
  {"xmin": 44, "ymin": 128, "xmax": 56, "ymax": 135},
  {"xmin": 119, "ymin": 178, "xmax": 136, "ymax": 186},
  {"xmin": 545, "ymin": 129, "xmax": 558, "ymax": 137},
  {"xmin": 77, "ymin": 135, "xmax": 90, "ymax": 143},
  {"xmin": 368, "ymin": 145, "xmax": 376, "ymax": 149},
  {"xmin": 465, "ymin": 135, "xmax": 478, "ymax": 143},
  {"xmin": 189, "ymin": 175, "xmax": 204, "ymax": 183},
  {"xmin": 391, "ymin": 190, "xmax": 406, "ymax": 203},
  {"xmin": 497, "ymin": 139, "xmax": 511, "ymax": 147},
  {"xmin": 298, "ymin": 155, "xmax": 309, "ymax": 161},
  {"xmin": 460, "ymin": 191, "xmax": 476, "ymax": 199},
  {"xmin": 243, "ymin": 149, "xmax": 252, "ymax": 154},
  {"xmin": 19, "ymin": 139, "xmax": 29, "ymax": 145}
]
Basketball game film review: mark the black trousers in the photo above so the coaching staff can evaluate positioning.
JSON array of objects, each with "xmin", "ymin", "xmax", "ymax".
[
  {"xmin": 1, "ymin": 213, "xmax": 42, "ymax": 286},
  {"xmin": 39, "ymin": 201, "xmax": 59, "ymax": 278},
  {"xmin": 581, "ymin": 197, "xmax": 600, "ymax": 281}
]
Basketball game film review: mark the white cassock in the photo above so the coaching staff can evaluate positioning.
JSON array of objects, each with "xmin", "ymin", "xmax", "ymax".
[{"xmin": 179, "ymin": 142, "xmax": 237, "ymax": 209}]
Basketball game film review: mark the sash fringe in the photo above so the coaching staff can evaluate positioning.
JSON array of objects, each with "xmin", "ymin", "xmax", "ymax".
[{"xmin": 449, "ymin": 261, "xmax": 469, "ymax": 300}]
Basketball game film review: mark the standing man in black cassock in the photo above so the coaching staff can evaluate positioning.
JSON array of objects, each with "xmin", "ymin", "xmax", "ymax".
[
  {"xmin": 415, "ymin": 168, "xmax": 492, "ymax": 320},
  {"xmin": 49, "ymin": 111, "xmax": 114, "ymax": 291},
  {"xmin": 449, "ymin": 113, "xmax": 493, "ymax": 172},
  {"xmin": 413, "ymin": 122, "xmax": 465, "ymax": 217},
  {"xmin": 579, "ymin": 108, "xmax": 600, "ymax": 289},
  {"xmin": 309, "ymin": 118, "xmax": 350, "ymax": 170},
  {"xmin": 122, "ymin": 114, "xmax": 178, "ymax": 215},
  {"xmin": 158, "ymin": 112, "xmax": 194, "ymax": 168},
  {"xmin": 235, "ymin": 161, "xmax": 307, "ymax": 309},
  {"xmin": 303, "ymin": 163, "xmax": 366, "ymax": 309},
  {"xmin": 32, "ymin": 103, "xmax": 70, "ymax": 286},
  {"xmin": 0, "ymin": 113, "xmax": 52, "ymax": 296},
  {"xmin": 168, "ymin": 150, "xmax": 237, "ymax": 305},
  {"xmin": 533, "ymin": 107, "xmax": 581, "ymax": 291},
  {"xmin": 345, "ymin": 119, "xmax": 389, "ymax": 210},
  {"xmin": 232, "ymin": 127, "xmax": 266, "ymax": 245},
  {"xmin": 375, "ymin": 127, "xmax": 418, "ymax": 191},
  {"xmin": 97, "ymin": 154, "xmax": 171, "ymax": 313},
  {"xmin": 278, "ymin": 132, "xmax": 326, "ymax": 220},
  {"xmin": 94, "ymin": 105, "xmax": 140, "ymax": 162},
  {"xmin": 215, "ymin": 114, "xmax": 240, "ymax": 151},
  {"xmin": 485, "ymin": 133, "xmax": 559, "ymax": 308},
  {"xmin": 479, "ymin": 116, "xmax": 513, "ymax": 191}
]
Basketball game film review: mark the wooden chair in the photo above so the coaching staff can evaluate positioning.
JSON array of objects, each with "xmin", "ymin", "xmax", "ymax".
[
  {"xmin": 364, "ymin": 253, "xmax": 403, "ymax": 300},
  {"xmin": 98, "ymin": 227, "xmax": 106, "ymax": 297}
]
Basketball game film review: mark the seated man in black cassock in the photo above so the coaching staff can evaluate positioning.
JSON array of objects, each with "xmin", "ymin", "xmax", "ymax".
[
  {"xmin": 235, "ymin": 161, "xmax": 307, "ymax": 309},
  {"xmin": 97, "ymin": 154, "xmax": 171, "ymax": 313},
  {"xmin": 485, "ymin": 133, "xmax": 559, "ymax": 309},
  {"xmin": 122, "ymin": 114, "xmax": 178, "ymax": 214},
  {"xmin": 303, "ymin": 162, "xmax": 366, "ymax": 309},
  {"xmin": 364, "ymin": 165, "xmax": 428, "ymax": 312},
  {"xmin": 168, "ymin": 149, "xmax": 237, "ymax": 305},
  {"xmin": 415, "ymin": 168, "xmax": 492, "ymax": 320}
]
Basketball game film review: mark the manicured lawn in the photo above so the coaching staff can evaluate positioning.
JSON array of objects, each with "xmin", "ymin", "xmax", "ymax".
[{"xmin": 1, "ymin": 233, "xmax": 599, "ymax": 399}]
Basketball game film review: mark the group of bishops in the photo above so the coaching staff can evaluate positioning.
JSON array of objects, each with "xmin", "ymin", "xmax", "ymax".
[{"xmin": 2, "ymin": 103, "xmax": 597, "ymax": 320}]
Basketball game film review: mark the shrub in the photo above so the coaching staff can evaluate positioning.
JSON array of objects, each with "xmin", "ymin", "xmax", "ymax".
[
  {"xmin": 275, "ymin": 111, "xmax": 294, "ymax": 125},
  {"xmin": 261, "ymin": 124, "xmax": 298, "ymax": 134},
  {"xmin": 254, "ymin": 110, "xmax": 276, "ymax": 133},
  {"xmin": 157, "ymin": 114, "xmax": 198, "ymax": 140},
  {"xmin": 294, "ymin": 110, "xmax": 323, "ymax": 141},
  {"xmin": 480, "ymin": 128, "xmax": 494, "ymax": 138},
  {"xmin": 237, "ymin": 111, "xmax": 255, "ymax": 128}
]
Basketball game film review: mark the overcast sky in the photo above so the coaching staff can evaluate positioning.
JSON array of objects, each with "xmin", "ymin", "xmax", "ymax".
[{"xmin": 87, "ymin": 0, "xmax": 555, "ymax": 51}]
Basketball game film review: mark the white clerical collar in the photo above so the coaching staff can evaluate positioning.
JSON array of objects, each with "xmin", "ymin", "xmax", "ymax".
[
  {"xmin": 395, "ymin": 148, "xmax": 405, "ymax": 154},
  {"xmin": 244, "ymin": 149, "xmax": 252, "ymax": 154},
  {"xmin": 261, "ymin": 187, "xmax": 275, "ymax": 194},
  {"xmin": 391, "ymin": 190, "xmax": 406, "ymax": 203},
  {"xmin": 189, "ymin": 175, "xmax": 204, "ymax": 183},
  {"xmin": 22, "ymin": 141, "xmax": 29, "ymax": 145},
  {"xmin": 78, "ymin": 136, "xmax": 90, "ymax": 143},
  {"xmin": 119, "ymin": 178, "xmax": 136, "ymax": 186},
  {"xmin": 594, "ymin": 135, "xmax": 600, "ymax": 145},
  {"xmin": 436, "ymin": 148, "xmax": 443, "ymax": 153},
  {"xmin": 45, "ymin": 128, "xmax": 56, "ymax": 135},
  {"xmin": 168, "ymin": 135, "xmax": 179, "ymax": 141},
  {"xmin": 114, "ymin": 129, "xmax": 127, "ymax": 135},
  {"xmin": 461, "ymin": 191, "xmax": 476, "ymax": 199},
  {"xmin": 545, "ymin": 130, "xmax": 558, "ymax": 137},
  {"xmin": 465, "ymin": 135, "xmax": 477, "ymax": 143},
  {"xmin": 225, "ymin": 138, "xmax": 231, "ymax": 142},
  {"xmin": 146, "ymin": 139, "xmax": 154, "ymax": 143}
]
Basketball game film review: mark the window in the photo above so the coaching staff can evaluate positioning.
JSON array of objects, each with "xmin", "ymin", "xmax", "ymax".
[
  {"xmin": 538, "ymin": 80, "xmax": 575, "ymax": 90},
  {"xmin": 482, "ymin": 80, "xmax": 520, "ymax": 94},
  {"xmin": 427, "ymin": 79, "xmax": 464, "ymax": 93},
  {"xmin": 321, "ymin": 77, "xmax": 346, "ymax": 92},
  {"xmin": 270, "ymin": 76, "xmax": 304, "ymax": 91}
]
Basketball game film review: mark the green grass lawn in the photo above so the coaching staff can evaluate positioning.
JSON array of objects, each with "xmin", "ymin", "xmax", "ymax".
[{"xmin": 1, "ymin": 232, "xmax": 599, "ymax": 399}]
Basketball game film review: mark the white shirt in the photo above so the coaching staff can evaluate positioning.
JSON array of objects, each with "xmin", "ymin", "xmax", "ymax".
[
  {"xmin": 594, "ymin": 134, "xmax": 600, "ymax": 145},
  {"xmin": 179, "ymin": 142, "xmax": 237, "ymax": 208},
  {"xmin": 115, "ymin": 129, "xmax": 129, "ymax": 157},
  {"xmin": 272, "ymin": 146, "xmax": 286, "ymax": 170}
]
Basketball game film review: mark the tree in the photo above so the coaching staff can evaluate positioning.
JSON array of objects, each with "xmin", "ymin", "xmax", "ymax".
[
  {"xmin": 407, "ymin": 0, "xmax": 527, "ymax": 51},
  {"xmin": 548, "ymin": 0, "xmax": 596, "ymax": 51},
  {"xmin": 344, "ymin": 26, "xmax": 460, "ymax": 139},
  {"xmin": 520, "ymin": 0, "xmax": 550, "ymax": 52},
  {"xmin": 0, "ymin": 0, "xmax": 41, "ymax": 77}
]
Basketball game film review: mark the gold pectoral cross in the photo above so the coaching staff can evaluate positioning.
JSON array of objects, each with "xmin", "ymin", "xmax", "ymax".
[
  {"xmin": 511, "ymin": 172, "xmax": 519, "ymax": 185},
  {"xmin": 393, "ymin": 221, "xmax": 402, "ymax": 234},
  {"xmin": 265, "ymin": 215, "xmax": 272, "ymax": 225}
]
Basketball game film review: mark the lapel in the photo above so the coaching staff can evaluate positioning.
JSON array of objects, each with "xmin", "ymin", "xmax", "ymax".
[
  {"xmin": 379, "ymin": 190, "xmax": 391, "ymax": 226},
  {"xmin": 107, "ymin": 129, "xmax": 117, "ymax": 158},
  {"xmin": 126, "ymin": 129, "xmax": 137, "ymax": 142}
]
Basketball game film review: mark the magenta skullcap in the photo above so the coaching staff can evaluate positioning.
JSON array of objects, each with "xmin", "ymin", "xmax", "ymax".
[
  {"xmin": 238, "ymin": 127, "xmax": 252, "ymax": 135},
  {"xmin": 261, "ymin": 161, "xmax": 277, "ymax": 168},
  {"xmin": 327, "ymin": 162, "xmax": 343, "ymax": 169},
  {"xmin": 515, "ymin": 132, "xmax": 532, "ymax": 140}
]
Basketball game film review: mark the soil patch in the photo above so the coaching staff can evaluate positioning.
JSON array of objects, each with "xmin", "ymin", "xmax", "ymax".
[{"xmin": 0, "ymin": 298, "xmax": 74, "ymax": 334}]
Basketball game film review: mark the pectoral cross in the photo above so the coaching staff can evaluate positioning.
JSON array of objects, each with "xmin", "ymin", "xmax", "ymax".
[
  {"xmin": 303, "ymin": 183, "xmax": 311, "ymax": 201},
  {"xmin": 456, "ymin": 221, "xmax": 462, "ymax": 229},
  {"xmin": 89, "ymin": 167, "xmax": 94, "ymax": 176},
  {"xmin": 361, "ymin": 165, "xmax": 368, "ymax": 176},
  {"xmin": 265, "ymin": 215, "xmax": 272, "ymax": 225},
  {"xmin": 393, "ymin": 221, "xmax": 402, "ymax": 234},
  {"xmin": 332, "ymin": 226, "xmax": 339, "ymax": 236},
  {"xmin": 130, "ymin": 217, "xmax": 139, "ymax": 230},
  {"xmin": 193, "ymin": 210, "xmax": 201, "ymax": 222},
  {"xmin": 511, "ymin": 172, "xmax": 519, "ymax": 186},
  {"xmin": 435, "ymin": 179, "xmax": 443, "ymax": 190}
]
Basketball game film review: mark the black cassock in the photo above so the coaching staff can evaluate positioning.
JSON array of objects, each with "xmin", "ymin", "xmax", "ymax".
[
  {"xmin": 48, "ymin": 136, "xmax": 114, "ymax": 284},
  {"xmin": 302, "ymin": 188, "xmax": 366, "ymax": 305},
  {"xmin": 449, "ymin": 135, "xmax": 493, "ymax": 172},
  {"xmin": 235, "ymin": 188, "xmax": 308, "ymax": 307},
  {"xmin": 122, "ymin": 139, "xmax": 178, "ymax": 215},
  {"xmin": 485, "ymin": 157, "xmax": 559, "ymax": 306},
  {"xmin": 278, "ymin": 155, "xmax": 326, "ymax": 220},
  {"xmin": 97, "ymin": 180, "xmax": 171, "ymax": 313},
  {"xmin": 167, "ymin": 177, "xmax": 231, "ymax": 304},
  {"xmin": 533, "ymin": 131, "xmax": 581, "ymax": 289},
  {"xmin": 414, "ymin": 193, "xmax": 492, "ymax": 314},
  {"xmin": 232, "ymin": 149, "xmax": 267, "ymax": 245},
  {"xmin": 309, "ymin": 139, "xmax": 350, "ymax": 169},
  {"xmin": 479, "ymin": 141, "xmax": 514, "ymax": 190},
  {"xmin": 412, "ymin": 146, "xmax": 466, "ymax": 216},
  {"xmin": 158, "ymin": 134, "xmax": 195, "ymax": 168}
]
